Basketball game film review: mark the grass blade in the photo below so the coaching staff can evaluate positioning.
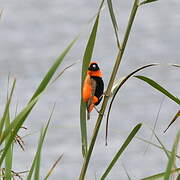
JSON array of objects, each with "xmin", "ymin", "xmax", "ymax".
[
  {"xmin": 101, "ymin": 123, "xmax": 142, "ymax": 180},
  {"xmin": 0, "ymin": 37, "xmax": 78, "ymax": 163},
  {"xmin": 140, "ymin": 0, "xmax": 158, "ymax": 6},
  {"xmin": 140, "ymin": 131, "xmax": 180, "ymax": 180},
  {"xmin": 30, "ymin": 37, "xmax": 78, "ymax": 102},
  {"xmin": 114, "ymin": 129, "xmax": 180, "ymax": 159},
  {"xmin": 144, "ymin": 96, "xmax": 165, "ymax": 154},
  {"xmin": 140, "ymin": 168, "xmax": 180, "ymax": 180},
  {"xmin": 0, "ymin": 78, "xmax": 16, "ymax": 139},
  {"xmin": 153, "ymin": 130, "xmax": 170, "ymax": 159},
  {"xmin": 80, "ymin": 13, "xmax": 100, "ymax": 157},
  {"xmin": 33, "ymin": 130, "xmax": 43, "ymax": 180},
  {"xmin": 169, "ymin": 63, "xmax": 180, "ymax": 68},
  {"xmin": 0, "ymin": 96, "xmax": 38, "ymax": 145},
  {"xmin": 5, "ymin": 112, "xmax": 13, "ymax": 179},
  {"xmin": 164, "ymin": 110, "xmax": 180, "ymax": 133},
  {"xmin": 43, "ymin": 154, "xmax": 63, "ymax": 180},
  {"xmin": 30, "ymin": 128, "xmax": 43, "ymax": 180},
  {"xmin": 164, "ymin": 130, "xmax": 180, "ymax": 180},
  {"xmin": 134, "ymin": 75, "xmax": 180, "ymax": 105},
  {"xmin": 135, "ymin": 136, "xmax": 180, "ymax": 159},
  {"xmin": 0, "ymin": 97, "xmax": 39, "ymax": 166},
  {"xmin": 107, "ymin": 0, "xmax": 120, "ymax": 48},
  {"xmin": 106, "ymin": 64, "xmax": 158, "ymax": 145},
  {"xmin": 51, "ymin": 60, "xmax": 80, "ymax": 85},
  {"xmin": 27, "ymin": 104, "xmax": 55, "ymax": 180}
]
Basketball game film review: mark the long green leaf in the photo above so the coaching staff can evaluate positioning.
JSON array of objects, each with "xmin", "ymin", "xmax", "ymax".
[
  {"xmin": 80, "ymin": 13, "xmax": 100, "ymax": 157},
  {"xmin": 27, "ymin": 128, "xmax": 43, "ymax": 180},
  {"xmin": 33, "ymin": 130, "xmax": 43, "ymax": 180},
  {"xmin": 0, "ymin": 97, "xmax": 39, "ymax": 166},
  {"xmin": 101, "ymin": 123, "xmax": 142, "ymax": 180},
  {"xmin": 27, "ymin": 104, "xmax": 55, "ymax": 180},
  {"xmin": 30, "ymin": 37, "xmax": 78, "ymax": 102},
  {"xmin": 141, "ymin": 168, "xmax": 180, "ymax": 180},
  {"xmin": 107, "ymin": 0, "xmax": 120, "ymax": 48},
  {"xmin": 0, "ymin": 79, "xmax": 16, "ymax": 139},
  {"xmin": 0, "ymin": 38, "xmax": 77, "ymax": 163},
  {"xmin": 5, "ymin": 112, "xmax": 13, "ymax": 179},
  {"xmin": 134, "ymin": 75, "xmax": 180, "ymax": 105},
  {"xmin": 164, "ymin": 130, "xmax": 180, "ymax": 180}
]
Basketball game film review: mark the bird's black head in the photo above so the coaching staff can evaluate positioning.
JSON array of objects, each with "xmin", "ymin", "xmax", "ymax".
[{"xmin": 88, "ymin": 62, "xmax": 100, "ymax": 71}]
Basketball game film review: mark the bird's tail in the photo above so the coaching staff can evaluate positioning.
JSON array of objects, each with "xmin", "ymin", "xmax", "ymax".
[{"xmin": 87, "ymin": 104, "xmax": 95, "ymax": 120}]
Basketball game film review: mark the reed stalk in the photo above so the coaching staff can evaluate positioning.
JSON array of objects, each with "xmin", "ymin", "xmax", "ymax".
[{"xmin": 79, "ymin": 0, "xmax": 140, "ymax": 179}]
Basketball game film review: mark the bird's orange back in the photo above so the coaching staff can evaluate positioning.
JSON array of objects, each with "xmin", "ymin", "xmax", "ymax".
[{"xmin": 82, "ymin": 74, "xmax": 92, "ymax": 102}]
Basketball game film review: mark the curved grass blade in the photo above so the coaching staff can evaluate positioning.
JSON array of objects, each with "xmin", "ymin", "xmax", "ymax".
[
  {"xmin": 110, "ymin": 77, "xmax": 126, "ymax": 97},
  {"xmin": 164, "ymin": 130, "xmax": 180, "ymax": 180},
  {"xmin": 134, "ymin": 76, "xmax": 180, "ymax": 105},
  {"xmin": 43, "ymin": 154, "xmax": 63, "ymax": 180},
  {"xmin": 164, "ymin": 110, "xmax": 180, "ymax": 133},
  {"xmin": 140, "ymin": 168, "xmax": 180, "ymax": 180},
  {"xmin": 101, "ymin": 123, "xmax": 142, "ymax": 180},
  {"xmin": 30, "ymin": 37, "xmax": 78, "ymax": 102},
  {"xmin": 80, "ymin": 12, "xmax": 100, "ymax": 157},
  {"xmin": 27, "ymin": 104, "xmax": 55, "ymax": 180},
  {"xmin": 107, "ymin": 0, "xmax": 120, "ymax": 48},
  {"xmin": 105, "ymin": 63, "xmax": 158, "ymax": 145},
  {"xmin": 0, "ymin": 97, "xmax": 39, "ymax": 166},
  {"xmin": 139, "ymin": 0, "xmax": 158, "ymax": 6}
]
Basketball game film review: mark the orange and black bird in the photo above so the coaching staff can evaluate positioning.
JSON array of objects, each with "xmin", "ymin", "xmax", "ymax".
[{"xmin": 82, "ymin": 61, "xmax": 104, "ymax": 119}]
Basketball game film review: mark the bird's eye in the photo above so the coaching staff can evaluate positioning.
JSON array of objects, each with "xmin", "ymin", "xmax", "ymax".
[{"xmin": 92, "ymin": 64, "xmax": 96, "ymax": 68}]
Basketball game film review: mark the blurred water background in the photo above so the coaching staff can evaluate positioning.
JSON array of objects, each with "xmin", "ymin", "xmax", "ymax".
[{"xmin": 0, "ymin": 0, "xmax": 179, "ymax": 179}]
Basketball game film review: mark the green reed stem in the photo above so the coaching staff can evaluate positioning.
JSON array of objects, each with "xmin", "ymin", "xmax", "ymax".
[{"xmin": 79, "ymin": 0, "xmax": 139, "ymax": 179}]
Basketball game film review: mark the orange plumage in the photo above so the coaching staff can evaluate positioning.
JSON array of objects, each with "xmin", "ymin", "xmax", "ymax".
[{"xmin": 82, "ymin": 62, "xmax": 104, "ymax": 119}]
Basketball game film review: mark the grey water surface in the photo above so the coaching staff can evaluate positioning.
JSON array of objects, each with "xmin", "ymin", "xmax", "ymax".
[{"xmin": 0, "ymin": 0, "xmax": 179, "ymax": 179}]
